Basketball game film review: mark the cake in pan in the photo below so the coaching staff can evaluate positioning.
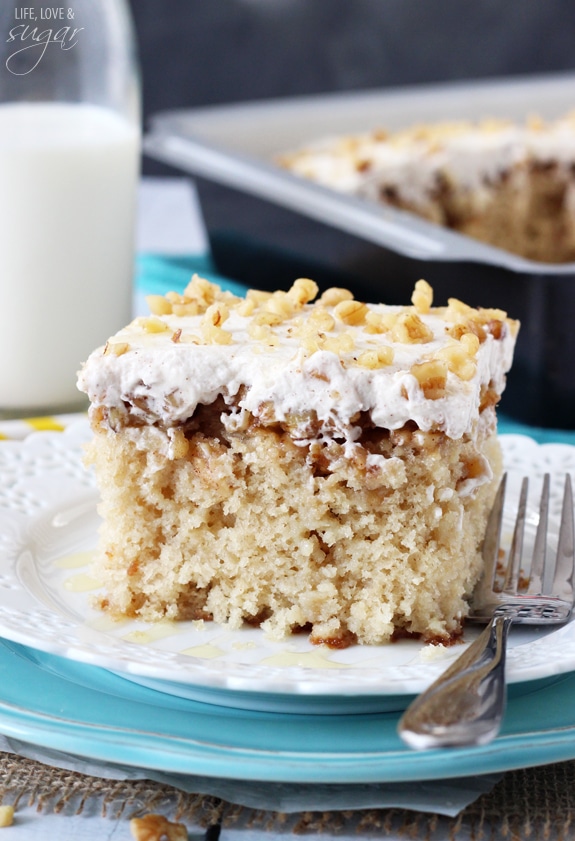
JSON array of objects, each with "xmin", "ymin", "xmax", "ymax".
[
  {"xmin": 279, "ymin": 113, "xmax": 575, "ymax": 263},
  {"xmin": 78, "ymin": 276, "xmax": 518, "ymax": 647}
]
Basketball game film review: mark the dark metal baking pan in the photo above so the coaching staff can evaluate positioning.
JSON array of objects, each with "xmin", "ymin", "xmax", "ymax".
[{"xmin": 144, "ymin": 73, "xmax": 575, "ymax": 427}]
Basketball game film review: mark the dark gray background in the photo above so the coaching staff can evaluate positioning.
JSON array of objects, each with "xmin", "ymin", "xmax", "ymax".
[{"xmin": 129, "ymin": 0, "xmax": 575, "ymax": 173}]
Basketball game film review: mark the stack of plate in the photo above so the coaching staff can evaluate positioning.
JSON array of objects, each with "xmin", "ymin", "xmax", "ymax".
[{"xmin": 1, "ymin": 420, "xmax": 575, "ymax": 782}]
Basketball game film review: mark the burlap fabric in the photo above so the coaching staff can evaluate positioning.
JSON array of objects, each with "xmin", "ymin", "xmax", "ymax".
[{"xmin": 2, "ymin": 752, "xmax": 575, "ymax": 839}]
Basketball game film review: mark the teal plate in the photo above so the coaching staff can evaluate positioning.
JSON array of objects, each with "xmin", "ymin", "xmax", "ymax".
[{"xmin": 2, "ymin": 638, "xmax": 575, "ymax": 783}]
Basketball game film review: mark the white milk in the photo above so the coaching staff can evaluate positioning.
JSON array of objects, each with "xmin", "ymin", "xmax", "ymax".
[{"xmin": 0, "ymin": 102, "xmax": 140, "ymax": 413}]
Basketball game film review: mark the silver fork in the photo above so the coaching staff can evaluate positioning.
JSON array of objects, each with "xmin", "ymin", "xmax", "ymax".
[{"xmin": 398, "ymin": 472, "xmax": 575, "ymax": 750}]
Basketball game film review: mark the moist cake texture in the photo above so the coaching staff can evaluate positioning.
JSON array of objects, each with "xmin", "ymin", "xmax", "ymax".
[
  {"xmin": 78, "ymin": 276, "xmax": 518, "ymax": 646},
  {"xmin": 279, "ymin": 113, "xmax": 575, "ymax": 263}
]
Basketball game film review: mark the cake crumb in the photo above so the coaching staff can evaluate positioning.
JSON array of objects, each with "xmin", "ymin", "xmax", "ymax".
[
  {"xmin": 130, "ymin": 813, "xmax": 187, "ymax": 841},
  {"xmin": 0, "ymin": 806, "xmax": 14, "ymax": 828},
  {"xmin": 419, "ymin": 643, "xmax": 451, "ymax": 662}
]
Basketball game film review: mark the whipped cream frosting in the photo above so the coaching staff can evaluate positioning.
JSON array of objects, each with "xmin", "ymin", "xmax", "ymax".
[
  {"xmin": 279, "ymin": 114, "xmax": 575, "ymax": 210},
  {"xmin": 78, "ymin": 284, "xmax": 517, "ymax": 444}
]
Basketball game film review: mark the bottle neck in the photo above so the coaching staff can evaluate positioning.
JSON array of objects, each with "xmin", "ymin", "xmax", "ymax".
[{"xmin": 0, "ymin": 0, "xmax": 141, "ymax": 127}]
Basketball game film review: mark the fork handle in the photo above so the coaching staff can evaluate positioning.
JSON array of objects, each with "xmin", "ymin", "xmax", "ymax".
[{"xmin": 397, "ymin": 615, "xmax": 512, "ymax": 749}]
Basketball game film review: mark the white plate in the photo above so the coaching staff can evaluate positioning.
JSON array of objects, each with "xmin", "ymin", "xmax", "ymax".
[{"xmin": 0, "ymin": 420, "xmax": 574, "ymax": 714}]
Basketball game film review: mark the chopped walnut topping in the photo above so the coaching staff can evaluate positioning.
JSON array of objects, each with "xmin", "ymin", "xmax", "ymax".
[
  {"xmin": 160, "ymin": 274, "xmax": 241, "ymax": 317},
  {"xmin": 334, "ymin": 299, "xmax": 369, "ymax": 326},
  {"xmin": 104, "ymin": 341, "xmax": 130, "ymax": 357},
  {"xmin": 201, "ymin": 326, "xmax": 232, "ymax": 345},
  {"xmin": 237, "ymin": 297, "xmax": 256, "ymax": 316},
  {"xmin": 247, "ymin": 289, "xmax": 273, "ymax": 305},
  {"xmin": 357, "ymin": 346, "xmax": 394, "ymax": 368},
  {"xmin": 248, "ymin": 322, "xmax": 279, "ymax": 346},
  {"xmin": 172, "ymin": 301, "xmax": 200, "ymax": 317},
  {"xmin": 265, "ymin": 291, "xmax": 298, "ymax": 319},
  {"xmin": 287, "ymin": 277, "xmax": 319, "ymax": 306},
  {"xmin": 392, "ymin": 312, "xmax": 434, "ymax": 343},
  {"xmin": 447, "ymin": 320, "xmax": 487, "ymax": 343},
  {"xmin": 130, "ymin": 813, "xmax": 187, "ymax": 841},
  {"xmin": 134, "ymin": 316, "xmax": 171, "ymax": 335},
  {"xmin": 322, "ymin": 331, "xmax": 355, "ymax": 354},
  {"xmin": 459, "ymin": 332, "xmax": 480, "ymax": 355},
  {"xmin": 411, "ymin": 359, "xmax": 448, "ymax": 399},
  {"xmin": 301, "ymin": 334, "xmax": 323, "ymax": 354},
  {"xmin": 478, "ymin": 307, "xmax": 508, "ymax": 322},
  {"xmin": 480, "ymin": 384, "xmax": 501, "ymax": 412},
  {"xmin": 485, "ymin": 319, "xmax": 504, "ymax": 339},
  {"xmin": 146, "ymin": 294, "xmax": 172, "ymax": 316},
  {"xmin": 200, "ymin": 303, "xmax": 232, "ymax": 344},
  {"xmin": 204, "ymin": 303, "xmax": 230, "ymax": 328},
  {"xmin": 183, "ymin": 273, "xmax": 217, "ymax": 309},
  {"xmin": 436, "ymin": 343, "xmax": 477, "ymax": 381},
  {"xmin": 253, "ymin": 310, "xmax": 284, "ymax": 327},
  {"xmin": 442, "ymin": 295, "xmax": 517, "ymax": 343},
  {"xmin": 308, "ymin": 308, "xmax": 336, "ymax": 332},
  {"xmin": 320, "ymin": 287, "xmax": 354, "ymax": 306},
  {"xmin": 364, "ymin": 310, "xmax": 396, "ymax": 334},
  {"xmin": 411, "ymin": 279, "xmax": 433, "ymax": 314},
  {"xmin": 101, "ymin": 277, "xmax": 517, "ymax": 422},
  {"xmin": 445, "ymin": 297, "xmax": 474, "ymax": 320}
]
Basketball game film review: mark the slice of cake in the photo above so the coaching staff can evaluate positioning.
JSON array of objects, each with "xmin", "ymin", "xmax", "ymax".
[
  {"xmin": 278, "ymin": 113, "xmax": 575, "ymax": 263},
  {"xmin": 77, "ymin": 276, "xmax": 518, "ymax": 647}
]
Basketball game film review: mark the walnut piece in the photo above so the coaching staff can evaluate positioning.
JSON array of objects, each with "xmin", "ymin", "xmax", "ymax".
[
  {"xmin": 286, "ymin": 277, "xmax": 319, "ymax": 306},
  {"xmin": 253, "ymin": 310, "xmax": 284, "ymax": 327},
  {"xmin": 264, "ymin": 290, "xmax": 298, "ymax": 319},
  {"xmin": 0, "ymin": 806, "xmax": 14, "ymax": 828},
  {"xmin": 146, "ymin": 294, "xmax": 172, "ymax": 316},
  {"xmin": 183, "ymin": 273, "xmax": 217, "ymax": 309},
  {"xmin": 411, "ymin": 279, "xmax": 433, "ymax": 314},
  {"xmin": 172, "ymin": 301, "xmax": 200, "ymax": 317},
  {"xmin": 411, "ymin": 359, "xmax": 448, "ymax": 399},
  {"xmin": 321, "ymin": 331, "xmax": 355, "ymax": 354},
  {"xmin": 357, "ymin": 346, "xmax": 394, "ymax": 368},
  {"xmin": 308, "ymin": 307, "xmax": 336, "ymax": 332},
  {"xmin": 134, "ymin": 316, "xmax": 171, "ymax": 334},
  {"xmin": 334, "ymin": 299, "xmax": 369, "ymax": 326},
  {"xmin": 364, "ymin": 310, "xmax": 396, "ymax": 335},
  {"xmin": 201, "ymin": 303, "xmax": 232, "ymax": 345},
  {"xmin": 104, "ymin": 341, "xmax": 130, "ymax": 357},
  {"xmin": 130, "ymin": 813, "xmax": 187, "ymax": 841},
  {"xmin": 436, "ymin": 342, "xmax": 477, "ymax": 381},
  {"xmin": 392, "ymin": 312, "xmax": 434, "ymax": 344},
  {"xmin": 320, "ymin": 286, "xmax": 354, "ymax": 306}
]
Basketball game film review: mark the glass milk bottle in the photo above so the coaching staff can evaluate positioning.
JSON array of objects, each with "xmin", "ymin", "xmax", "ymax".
[{"xmin": 0, "ymin": 0, "xmax": 140, "ymax": 416}]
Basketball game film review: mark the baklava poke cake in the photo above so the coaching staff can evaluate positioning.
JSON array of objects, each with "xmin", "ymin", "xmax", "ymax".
[
  {"xmin": 279, "ymin": 112, "xmax": 575, "ymax": 263},
  {"xmin": 77, "ymin": 276, "xmax": 518, "ymax": 647}
]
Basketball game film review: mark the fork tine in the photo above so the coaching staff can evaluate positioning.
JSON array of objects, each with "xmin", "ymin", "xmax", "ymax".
[
  {"xmin": 527, "ymin": 473, "xmax": 550, "ymax": 595},
  {"xmin": 480, "ymin": 473, "xmax": 507, "ymax": 593},
  {"xmin": 551, "ymin": 474, "xmax": 575, "ymax": 602},
  {"xmin": 504, "ymin": 477, "xmax": 528, "ymax": 592}
]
